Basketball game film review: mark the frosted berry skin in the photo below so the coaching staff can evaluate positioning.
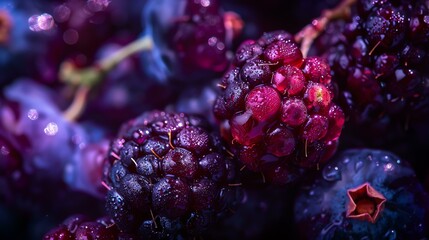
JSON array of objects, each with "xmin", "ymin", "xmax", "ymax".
[
  {"xmin": 294, "ymin": 149, "xmax": 429, "ymax": 240},
  {"xmin": 104, "ymin": 110, "xmax": 242, "ymax": 238},
  {"xmin": 312, "ymin": 0, "xmax": 429, "ymax": 151},
  {"xmin": 140, "ymin": 0, "xmax": 230, "ymax": 83},
  {"xmin": 213, "ymin": 30, "xmax": 345, "ymax": 184}
]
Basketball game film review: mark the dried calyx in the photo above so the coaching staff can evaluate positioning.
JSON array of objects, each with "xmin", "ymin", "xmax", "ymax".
[{"xmin": 346, "ymin": 182, "xmax": 386, "ymax": 223}]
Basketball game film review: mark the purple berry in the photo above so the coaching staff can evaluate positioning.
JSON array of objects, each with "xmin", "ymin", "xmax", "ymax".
[
  {"xmin": 213, "ymin": 31, "xmax": 345, "ymax": 183},
  {"xmin": 104, "ymin": 110, "xmax": 242, "ymax": 238}
]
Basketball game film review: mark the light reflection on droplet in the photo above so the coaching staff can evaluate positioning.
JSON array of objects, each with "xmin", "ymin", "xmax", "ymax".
[
  {"xmin": 27, "ymin": 109, "xmax": 39, "ymax": 120},
  {"xmin": 53, "ymin": 4, "xmax": 71, "ymax": 23},
  {"xmin": 28, "ymin": 13, "xmax": 55, "ymax": 32},
  {"xmin": 44, "ymin": 122, "xmax": 59, "ymax": 136},
  {"xmin": 63, "ymin": 29, "xmax": 79, "ymax": 45},
  {"xmin": 384, "ymin": 163, "xmax": 394, "ymax": 172}
]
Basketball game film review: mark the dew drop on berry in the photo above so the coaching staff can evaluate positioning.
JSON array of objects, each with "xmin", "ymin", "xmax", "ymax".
[{"xmin": 322, "ymin": 165, "xmax": 342, "ymax": 182}]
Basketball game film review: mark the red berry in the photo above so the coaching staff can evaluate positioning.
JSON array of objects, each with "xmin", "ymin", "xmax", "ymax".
[{"xmin": 245, "ymin": 85, "xmax": 281, "ymax": 122}]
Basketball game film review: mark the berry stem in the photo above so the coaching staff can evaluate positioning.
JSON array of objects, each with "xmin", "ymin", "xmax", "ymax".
[
  {"xmin": 63, "ymin": 85, "xmax": 90, "ymax": 122},
  {"xmin": 61, "ymin": 36, "xmax": 153, "ymax": 121},
  {"xmin": 294, "ymin": 0, "xmax": 357, "ymax": 57},
  {"xmin": 98, "ymin": 36, "xmax": 153, "ymax": 72}
]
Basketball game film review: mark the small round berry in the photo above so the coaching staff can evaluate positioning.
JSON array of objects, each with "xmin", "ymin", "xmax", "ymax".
[
  {"xmin": 301, "ymin": 115, "xmax": 329, "ymax": 143},
  {"xmin": 302, "ymin": 57, "xmax": 332, "ymax": 84},
  {"xmin": 263, "ymin": 40, "xmax": 303, "ymax": 67},
  {"xmin": 303, "ymin": 82, "xmax": 332, "ymax": 112},
  {"xmin": 266, "ymin": 126, "xmax": 296, "ymax": 157},
  {"xmin": 162, "ymin": 147, "xmax": 198, "ymax": 179},
  {"xmin": 281, "ymin": 99, "xmax": 308, "ymax": 127},
  {"xmin": 152, "ymin": 176, "xmax": 190, "ymax": 218},
  {"xmin": 272, "ymin": 65, "xmax": 306, "ymax": 96},
  {"xmin": 245, "ymin": 86, "xmax": 281, "ymax": 122}
]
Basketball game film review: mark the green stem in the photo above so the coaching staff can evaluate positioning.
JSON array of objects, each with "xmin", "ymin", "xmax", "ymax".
[{"xmin": 61, "ymin": 36, "xmax": 153, "ymax": 121}]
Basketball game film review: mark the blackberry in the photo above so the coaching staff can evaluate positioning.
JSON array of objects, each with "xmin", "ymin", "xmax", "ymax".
[
  {"xmin": 213, "ymin": 30, "xmax": 345, "ymax": 184},
  {"xmin": 104, "ymin": 110, "xmax": 242, "ymax": 238},
  {"xmin": 294, "ymin": 149, "xmax": 429, "ymax": 239},
  {"xmin": 311, "ymin": 0, "xmax": 429, "ymax": 154}
]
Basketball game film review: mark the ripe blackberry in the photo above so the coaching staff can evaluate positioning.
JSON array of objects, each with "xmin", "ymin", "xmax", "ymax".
[
  {"xmin": 311, "ymin": 0, "xmax": 429, "ymax": 152},
  {"xmin": 104, "ymin": 110, "xmax": 242, "ymax": 238},
  {"xmin": 294, "ymin": 149, "xmax": 429, "ymax": 239},
  {"xmin": 213, "ymin": 30, "xmax": 345, "ymax": 184}
]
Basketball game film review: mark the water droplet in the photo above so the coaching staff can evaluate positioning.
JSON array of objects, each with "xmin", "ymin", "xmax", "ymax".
[
  {"xmin": 63, "ymin": 29, "xmax": 79, "ymax": 45},
  {"xmin": 322, "ymin": 165, "xmax": 341, "ymax": 181},
  {"xmin": 383, "ymin": 229, "xmax": 397, "ymax": 240},
  {"xmin": 28, "ymin": 13, "xmax": 54, "ymax": 32},
  {"xmin": 380, "ymin": 154, "xmax": 394, "ymax": 163},
  {"xmin": 355, "ymin": 160, "xmax": 364, "ymax": 173},
  {"xmin": 44, "ymin": 122, "xmax": 58, "ymax": 136},
  {"xmin": 27, "ymin": 109, "xmax": 39, "ymax": 120},
  {"xmin": 384, "ymin": 163, "xmax": 394, "ymax": 172}
]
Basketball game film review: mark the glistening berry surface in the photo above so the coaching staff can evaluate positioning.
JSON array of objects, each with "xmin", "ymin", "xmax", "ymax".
[
  {"xmin": 213, "ymin": 30, "xmax": 345, "ymax": 184},
  {"xmin": 103, "ymin": 110, "xmax": 243, "ymax": 238}
]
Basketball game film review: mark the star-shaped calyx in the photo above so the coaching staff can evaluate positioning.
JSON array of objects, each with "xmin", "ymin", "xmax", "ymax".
[{"xmin": 346, "ymin": 182, "xmax": 386, "ymax": 223}]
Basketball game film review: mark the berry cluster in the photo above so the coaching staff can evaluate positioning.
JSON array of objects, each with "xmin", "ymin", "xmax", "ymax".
[
  {"xmin": 213, "ymin": 31, "xmax": 345, "ymax": 184},
  {"xmin": 0, "ymin": 0, "xmax": 428, "ymax": 239},
  {"xmin": 312, "ymin": 0, "xmax": 429, "ymax": 151},
  {"xmin": 103, "ymin": 110, "xmax": 242, "ymax": 238}
]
